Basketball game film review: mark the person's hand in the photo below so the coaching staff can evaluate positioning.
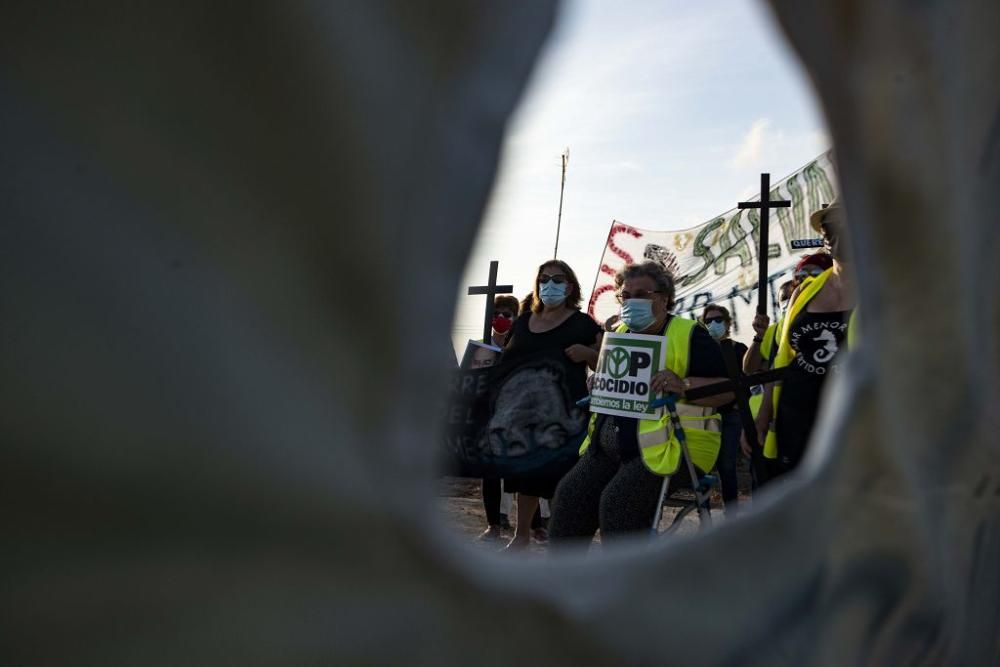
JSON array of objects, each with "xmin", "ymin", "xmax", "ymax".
[
  {"xmin": 739, "ymin": 432, "xmax": 753, "ymax": 458},
  {"xmin": 751, "ymin": 419, "xmax": 770, "ymax": 456},
  {"xmin": 650, "ymin": 369, "xmax": 685, "ymax": 395},
  {"xmin": 586, "ymin": 373, "xmax": 595, "ymax": 392},
  {"xmin": 565, "ymin": 344, "xmax": 594, "ymax": 365},
  {"xmin": 751, "ymin": 313, "xmax": 770, "ymax": 338}
]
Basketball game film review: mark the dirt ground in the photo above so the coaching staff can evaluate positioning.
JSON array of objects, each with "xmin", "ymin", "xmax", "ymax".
[{"xmin": 436, "ymin": 460, "xmax": 753, "ymax": 552}]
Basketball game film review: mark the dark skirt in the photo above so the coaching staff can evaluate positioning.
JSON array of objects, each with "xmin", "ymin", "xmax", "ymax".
[{"xmin": 503, "ymin": 455, "xmax": 577, "ymax": 498}]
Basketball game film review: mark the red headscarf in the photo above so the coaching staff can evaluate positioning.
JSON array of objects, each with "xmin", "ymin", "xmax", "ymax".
[{"xmin": 795, "ymin": 253, "xmax": 834, "ymax": 273}]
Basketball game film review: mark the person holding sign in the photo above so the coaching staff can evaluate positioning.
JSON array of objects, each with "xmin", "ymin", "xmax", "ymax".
[
  {"xmin": 751, "ymin": 201, "xmax": 856, "ymax": 480},
  {"xmin": 497, "ymin": 260, "xmax": 602, "ymax": 550},
  {"xmin": 549, "ymin": 261, "xmax": 731, "ymax": 545}
]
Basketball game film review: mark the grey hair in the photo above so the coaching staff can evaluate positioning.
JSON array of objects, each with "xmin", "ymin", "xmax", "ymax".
[{"xmin": 614, "ymin": 261, "xmax": 676, "ymax": 308}]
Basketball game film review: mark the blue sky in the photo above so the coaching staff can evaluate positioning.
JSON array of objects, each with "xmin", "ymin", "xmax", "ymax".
[{"xmin": 453, "ymin": 0, "xmax": 829, "ymax": 348}]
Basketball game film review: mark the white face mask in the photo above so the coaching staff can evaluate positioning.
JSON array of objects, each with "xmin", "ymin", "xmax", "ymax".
[
  {"xmin": 620, "ymin": 299, "xmax": 656, "ymax": 331},
  {"xmin": 706, "ymin": 320, "xmax": 727, "ymax": 339},
  {"xmin": 539, "ymin": 281, "xmax": 568, "ymax": 306}
]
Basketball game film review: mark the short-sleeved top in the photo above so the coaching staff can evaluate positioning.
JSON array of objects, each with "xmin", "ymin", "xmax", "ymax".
[
  {"xmin": 775, "ymin": 309, "xmax": 850, "ymax": 465},
  {"xmin": 593, "ymin": 317, "xmax": 727, "ymax": 460},
  {"xmin": 501, "ymin": 310, "xmax": 602, "ymax": 401}
]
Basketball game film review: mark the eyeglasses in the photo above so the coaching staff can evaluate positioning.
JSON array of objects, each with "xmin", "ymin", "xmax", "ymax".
[
  {"xmin": 703, "ymin": 316, "xmax": 726, "ymax": 325},
  {"xmin": 538, "ymin": 274, "xmax": 567, "ymax": 284},
  {"xmin": 795, "ymin": 267, "xmax": 825, "ymax": 280},
  {"xmin": 615, "ymin": 290, "xmax": 661, "ymax": 303}
]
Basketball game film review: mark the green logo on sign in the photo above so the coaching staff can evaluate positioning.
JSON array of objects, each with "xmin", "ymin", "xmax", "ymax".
[{"xmin": 608, "ymin": 347, "xmax": 631, "ymax": 379}]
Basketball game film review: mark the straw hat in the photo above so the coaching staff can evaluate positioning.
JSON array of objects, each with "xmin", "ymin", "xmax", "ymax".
[{"xmin": 809, "ymin": 198, "xmax": 841, "ymax": 232}]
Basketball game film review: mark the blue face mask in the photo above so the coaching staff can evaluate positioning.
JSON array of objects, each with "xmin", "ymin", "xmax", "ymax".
[
  {"xmin": 620, "ymin": 299, "xmax": 656, "ymax": 331},
  {"xmin": 539, "ymin": 281, "xmax": 568, "ymax": 306},
  {"xmin": 706, "ymin": 320, "xmax": 727, "ymax": 340}
]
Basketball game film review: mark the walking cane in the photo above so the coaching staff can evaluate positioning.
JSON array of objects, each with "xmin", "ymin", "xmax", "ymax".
[{"xmin": 649, "ymin": 394, "xmax": 714, "ymax": 533}]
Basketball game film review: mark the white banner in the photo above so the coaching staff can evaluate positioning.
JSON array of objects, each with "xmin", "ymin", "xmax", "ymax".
[{"xmin": 587, "ymin": 152, "xmax": 837, "ymax": 343}]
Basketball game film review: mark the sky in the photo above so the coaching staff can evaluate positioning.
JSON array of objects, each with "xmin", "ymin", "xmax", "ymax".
[{"xmin": 453, "ymin": 0, "xmax": 829, "ymax": 352}]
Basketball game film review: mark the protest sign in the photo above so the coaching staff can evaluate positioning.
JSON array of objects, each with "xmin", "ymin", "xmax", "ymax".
[
  {"xmin": 460, "ymin": 340, "xmax": 502, "ymax": 370},
  {"xmin": 589, "ymin": 331, "xmax": 667, "ymax": 420}
]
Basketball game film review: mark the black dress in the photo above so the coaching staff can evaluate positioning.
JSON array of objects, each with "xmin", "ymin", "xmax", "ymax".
[
  {"xmin": 500, "ymin": 310, "xmax": 602, "ymax": 498},
  {"xmin": 774, "ymin": 309, "xmax": 850, "ymax": 472}
]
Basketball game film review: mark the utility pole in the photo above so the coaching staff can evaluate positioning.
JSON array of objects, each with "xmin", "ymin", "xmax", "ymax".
[{"xmin": 553, "ymin": 148, "xmax": 569, "ymax": 259}]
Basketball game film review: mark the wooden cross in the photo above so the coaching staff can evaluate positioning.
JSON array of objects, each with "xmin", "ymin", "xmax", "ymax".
[
  {"xmin": 681, "ymin": 357, "xmax": 785, "ymax": 489},
  {"xmin": 467, "ymin": 260, "xmax": 514, "ymax": 344},
  {"xmin": 738, "ymin": 173, "xmax": 791, "ymax": 317}
]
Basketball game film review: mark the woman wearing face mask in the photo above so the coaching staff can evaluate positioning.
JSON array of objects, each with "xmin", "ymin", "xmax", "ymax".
[
  {"xmin": 752, "ymin": 200, "xmax": 856, "ymax": 480},
  {"xmin": 701, "ymin": 304, "xmax": 747, "ymax": 515},
  {"xmin": 744, "ymin": 255, "xmax": 832, "ymax": 376},
  {"xmin": 549, "ymin": 262, "xmax": 731, "ymax": 545},
  {"xmin": 498, "ymin": 260, "xmax": 602, "ymax": 550},
  {"xmin": 477, "ymin": 295, "xmax": 520, "ymax": 542},
  {"xmin": 793, "ymin": 252, "xmax": 834, "ymax": 285}
]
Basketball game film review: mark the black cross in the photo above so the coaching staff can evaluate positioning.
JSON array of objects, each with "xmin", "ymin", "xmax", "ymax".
[
  {"xmin": 687, "ymin": 349, "xmax": 785, "ymax": 481},
  {"xmin": 682, "ymin": 367, "xmax": 784, "ymax": 403},
  {"xmin": 738, "ymin": 173, "xmax": 791, "ymax": 316},
  {"xmin": 680, "ymin": 355, "xmax": 784, "ymax": 487},
  {"xmin": 651, "ymin": 353, "xmax": 784, "ymax": 492},
  {"xmin": 467, "ymin": 260, "xmax": 514, "ymax": 344}
]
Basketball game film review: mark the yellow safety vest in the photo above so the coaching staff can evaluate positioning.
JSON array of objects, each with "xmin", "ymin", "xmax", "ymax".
[
  {"xmin": 759, "ymin": 321, "xmax": 780, "ymax": 363},
  {"xmin": 764, "ymin": 269, "xmax": 857, "ymax": 459},
  {"xmin": 579, "ymin": 317, "xmax": 722, "ymax": 476},
  {"xmin": 749, "ymin": 319, "xmax": 781, "ymax": 419}
]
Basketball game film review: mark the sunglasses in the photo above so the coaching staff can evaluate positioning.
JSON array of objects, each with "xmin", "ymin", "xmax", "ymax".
[
  {"xmin": 703, "ymin": 316, "xmax": 726, "ymax": 325},
  {"xmin": 494, "ymin": 311, "xmax": 514, "ymax": 319},
  {"xmin": 795, "ymin": 267, "xmax": 825, "ymax": 280},
  {"xmin": 538, "ymin": 274, "xmax": 567, "ymax": 284},
  {"xmin": 615, "ymin": 290, "xmax": 661, "ymax": 303}
]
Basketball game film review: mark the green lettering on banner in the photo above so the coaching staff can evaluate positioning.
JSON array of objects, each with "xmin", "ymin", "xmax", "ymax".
[
  {"xmin": 713, "ymin": 211, "xmax": 754, "ymax": 276},
  {"xmin": 780, "ymin": 175, "xmax": 808, "ymax": 252},
  {"xmin": 803, "ymin": 161, "xmax": 835, "ymax": 223},
  {"xmin": 681, "ymin": 217, "xmax": 725, "ymax": 287},
  {"xmin": 746, "ymin": 209, "xmax": 782, "ymax": 262}
]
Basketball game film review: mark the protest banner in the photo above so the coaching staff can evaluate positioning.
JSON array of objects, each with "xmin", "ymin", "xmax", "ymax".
[
  {"xmin": 589, "ymin": 331, "xmax": 667, "ymax": 420},
  {"xmin": 587, "ymin": 151, "xmax": 837, "ymax": 343}
]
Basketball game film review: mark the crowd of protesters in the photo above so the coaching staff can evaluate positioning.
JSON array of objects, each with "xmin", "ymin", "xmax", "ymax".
[{"xmin": 465, "ymin": 200, "xmax": 854, "ymax": 550}]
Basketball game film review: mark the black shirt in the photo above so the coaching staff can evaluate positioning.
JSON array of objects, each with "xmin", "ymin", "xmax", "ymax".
[
  {"xmin": 501, "ymin": 310, "xmax": 602, "ymax": 401},
  {"xmin": 717, "ymin": 339, "xmax": 748, "ymax": 413},
  {"xmin": 775, "ymin": 309, "xmax": 850, "ymax": 467}
]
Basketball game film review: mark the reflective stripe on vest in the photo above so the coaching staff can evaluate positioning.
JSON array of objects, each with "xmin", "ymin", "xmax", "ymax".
[{"xmin": 634, "ymin": 316, "xmax": 693, "ymax": 454}]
